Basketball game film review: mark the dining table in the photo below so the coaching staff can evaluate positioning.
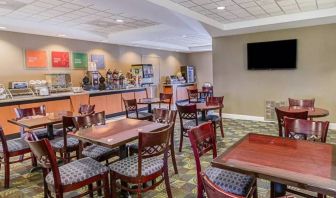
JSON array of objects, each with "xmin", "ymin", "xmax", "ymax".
[
  {"xmin": 8, "ymin": 111, "xmax": 75, "ymax": 139},
  {"xmin": 212, "ymin": 133, "xmax": 336, "ymax": 197},
  {"xmin": 138, "ymin": 98, "xmax": 163, "ymax": 113},
  {"xmin": 196, "ymin": 102, "xmax": 222, "ymax": 121},
  {"xmin": 277, "ymin": 106, "xmax": 329, "ymax": 118}
]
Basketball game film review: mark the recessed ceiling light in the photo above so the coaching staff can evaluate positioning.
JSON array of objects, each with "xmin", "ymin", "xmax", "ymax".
[
  {"xmin": 57, "ymin": 34, "xmax": 66, "ymax": 37},
  {"xmin": 116, "ymin": 19, "xmax": 124, "ymax": 23},
  {"xmin": 182, "ymin": 35, "xmax": 187, "ymax": 38},
  {"xmin": 217, "ymin": 6, "xmax": 225, "ymax": 10},
  {"xmin": 0, "ymin": 26, "xmax": 7, "ymax": 29}
]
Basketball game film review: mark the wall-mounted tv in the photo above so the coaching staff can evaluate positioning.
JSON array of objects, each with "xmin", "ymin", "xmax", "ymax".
[{"xmin": 247, "ymin": 39, "xmax": 297, "ymax": 70}]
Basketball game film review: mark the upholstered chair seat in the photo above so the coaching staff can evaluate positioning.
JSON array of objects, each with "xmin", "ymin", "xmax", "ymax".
[
  {"xmin": 0, "ymin": 138, "xmax": 29, "ymax": 153},
  {"xmin": 50, "ymin": 137, "xmax": 79, "ymax": 149},
  {"xmin": 82, "ymin": 144, "xmax": 119, "ymax": 161},
  {"xmin": 205, "ymin": 167, "xmax": 254, "ymax": 196}
]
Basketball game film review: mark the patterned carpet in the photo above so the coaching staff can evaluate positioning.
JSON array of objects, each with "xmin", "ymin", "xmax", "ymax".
[{"xmin": 0, "ymin": 118, "xmax": 335, "ymax": 198}]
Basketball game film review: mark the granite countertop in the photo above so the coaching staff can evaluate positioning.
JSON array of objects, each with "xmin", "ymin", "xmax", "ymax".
[{"xmin": 0, "ymin": 87, "xmax": 146, "ymax": 104}]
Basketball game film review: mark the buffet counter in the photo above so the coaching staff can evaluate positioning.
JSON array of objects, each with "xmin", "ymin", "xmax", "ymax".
[
  {"xmin": 163, "ymin": 83, "xmax": 197, "ymax": 104},
  {"xmin": 0, "ymin": 87, "xmax": 149, "ymax": 135}
]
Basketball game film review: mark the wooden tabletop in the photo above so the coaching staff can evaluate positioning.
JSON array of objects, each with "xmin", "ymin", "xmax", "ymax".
[
  {"xmin": 8, "ymin": 111, "xmax": 75, "ymax": 129},
  {"xmin": 69, "ymin": 118, "xmax": 167, "ymax": 148},
  {"xmin": 212, "ymin": 133, "xmax": 336, "ymax": 196},
  {"xmin": 196, "ymin": 103, "xmax": 222, "ymax": 111},
  {"xmin": 138, "ymin": 98, "xmax": 163, "ymax": 104},
  {"xmin": 277, "ymin": 106, "xmax": 329, "ymax": 118}
]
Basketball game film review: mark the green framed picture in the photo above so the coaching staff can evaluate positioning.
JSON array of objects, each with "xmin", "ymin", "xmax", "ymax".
[{"xmin": 72, "ymin": 52, "xmax": 88, "ymax": 69}]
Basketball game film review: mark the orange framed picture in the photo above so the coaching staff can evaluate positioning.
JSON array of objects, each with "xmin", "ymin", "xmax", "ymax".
[{"xmin": 25, "ymin": 49, "xmax": 48, "ymax": 68}]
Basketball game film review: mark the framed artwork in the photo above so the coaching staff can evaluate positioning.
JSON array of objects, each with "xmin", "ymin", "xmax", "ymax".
[
  {"xmin": 51, "ymin": 51, "xmax": 70, "ymax": 68},
  {"xmin": 25, "ymin": 49, "xmax": 48, "ymax": 68},
  {"xmin": 72, "ymin": 52, "xmax": 88, "ymax": 69},
  {"xmin": 91, "ymin": 54, "xmax": 105, "ymax": 69}
]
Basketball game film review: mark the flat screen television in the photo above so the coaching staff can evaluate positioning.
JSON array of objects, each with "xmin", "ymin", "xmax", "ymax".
[{"xmin": 247, "ymin": 39, "xmax": 297, "ymax": 70}]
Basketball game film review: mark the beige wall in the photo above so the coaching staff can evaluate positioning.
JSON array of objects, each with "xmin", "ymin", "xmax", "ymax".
[
  {"xmin": 213, "ymin": 24, "xmax": 336, "ymax": 122},
  {"xmin": 186, "ymin": 51, "xmax": 213, "ymax": 86},
  {"xmin": 0, "ymin": 31, "xmax": 187, "ymax": 87}
]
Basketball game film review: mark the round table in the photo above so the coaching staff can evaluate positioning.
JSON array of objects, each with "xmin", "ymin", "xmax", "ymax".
[
  {"xmin": 196, "ymin": 103, "xmax": 222, "ymax": 121},
  {"xmin": 138, "ymin": 98, "xmax": 163, "ymax": 113},
  {"xmin": 277, "ymin": 106, "xmax": 329, "ymax": 118}
]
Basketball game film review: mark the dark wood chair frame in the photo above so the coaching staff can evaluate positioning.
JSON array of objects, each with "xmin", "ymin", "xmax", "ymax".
[
  {"xmin": 275, "ymin": 107, "xmax": 308, "ymax": 137},
  {"xmin": 188, "ymin": 122, "xmax": 257, "ymax": 198},
  {"xmin": 159, "ymin": 93, "xmax": 173, "ymax": 110},
  {"xmin": 25, "ymin": 137, "xmax": 110, "ymax": 198},
  {"xmin": 282, "ymin": 117, "xmax": 329, "ymax": 198},
  {"xmin": 206, "ymin": 96, "xmax": 224, "ymax": 138},
  {"xmin": 110, "ymin": 124, "xmax": 173, "ymax": 198},
  {"xmin": 176, "ymin": 103, "xmax": 198, "ymax": 152},
  {"xmin": 123, "ymin": 98, "xmax": 152, "ymax": 121},
  {"xmin": 288, "ymin": 98, "xmax": 315, "ymax": 108},
  {"xmin": 0, "ymin": 127, "xmax": 35, "ymax": 188},
  {"xmin": 78, "ymin": 104, "xmax": 95, "ymax": 115},
  {"xmin": 187, "ymin": 89, "xmax": 200, "ymax": 103}
]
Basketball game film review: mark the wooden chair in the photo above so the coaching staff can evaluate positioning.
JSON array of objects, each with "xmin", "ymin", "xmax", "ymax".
[
  {"xmin": 123, "ymin": 98, "xmax": 152, "ymax": 121},
  {"xmin": 0, "ymin": 126, "xmax": 35, "ymax": 188},
  {"xmin": 49, "ymin": 116, "xmax": 80, "ymax": 163},
  {"xmin": 187, "ymin": 89, "xmax": 200, "ymax": 103},
  {"xmin": 188, "ymin": 122, "xmax": 257, "ymax": 198},
  {"xmin": 176, "ymin": 103, "xmax": 201, "ymax": 152},
  {"xmin": 288, "ymin": 98, "xmax": 315, "ymax": 108},
  {"xmin": 159, "ymin": 93, "xmax": 173, "ymax": 110},
  {"xmin": 14, "ymin": 105, "xmax": 51, "ymax": 139},
  {"xmin": 129, "ymin": 108, "xmax": 178, "ymax": 174},
  {"xmin": 76, "ymin": 111, "xmax": 119, "ymax": 164},
  {"xmin": 78, "ymin": 104, "xmax": 95, "ymax": 115},
  {"xmin": 206, "ymin": 96, "xmax": 224, "ymax": 138},
  {"xmin": 275, "ymin": 107, "xmax": 308, "ymax": 137},
  {"xmin": 25, "ymin": 137, "xmax": 110, "ymax": 198},
  {"xmin": 109, "ymin": 124, "xmax": 173, "ymax": 198}
]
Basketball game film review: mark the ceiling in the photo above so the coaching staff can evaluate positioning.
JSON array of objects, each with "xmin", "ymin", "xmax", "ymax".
[{"xmin": 0, "ymin": 0, "xmax": 335, "ymax": 52}]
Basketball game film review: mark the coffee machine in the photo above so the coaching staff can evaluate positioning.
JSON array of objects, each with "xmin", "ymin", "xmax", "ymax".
[{"xmin": 82, "ymin": 62, "xmax": 101, "ymax": 90}]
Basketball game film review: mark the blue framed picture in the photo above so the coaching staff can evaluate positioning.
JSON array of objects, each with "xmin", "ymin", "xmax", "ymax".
[{"xmin": 91, "ymin": 54, "xmax": 105, "ymax": 69}]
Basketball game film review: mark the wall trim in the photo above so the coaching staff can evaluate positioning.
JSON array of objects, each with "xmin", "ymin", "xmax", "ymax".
[{"xmin": 222, "ymin": 113, "xmax": 336, "ymax": 130}]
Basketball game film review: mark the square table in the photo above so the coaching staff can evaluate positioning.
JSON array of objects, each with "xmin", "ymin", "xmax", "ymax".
[
  {"xmin": 8, "ymin": 111, "xmax": 74, "ymax": 139},
  {"xmin": 212, "ymin": 133, "xmax": 336, "ymax": 197}
]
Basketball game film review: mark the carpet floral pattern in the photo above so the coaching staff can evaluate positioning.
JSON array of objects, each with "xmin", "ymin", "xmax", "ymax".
[{"xmin": 0, "ymin": 118, "xmax": 335, "ymax": 198}]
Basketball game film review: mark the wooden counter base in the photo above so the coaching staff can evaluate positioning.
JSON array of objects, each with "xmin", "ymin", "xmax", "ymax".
[{"xmin": 163, "ymin": 83, "xmax": 197, "ymax": 104}]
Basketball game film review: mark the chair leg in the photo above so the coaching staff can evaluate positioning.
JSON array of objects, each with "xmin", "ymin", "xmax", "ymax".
[
  {"xmin": 219, "ymin": 120, "xmax": 224, "ymax": 138},
  {"xmin": 102, "ymin": 174, "xmax": 110, "ymax": 198},
  {"xmin": 31, "ymin": 153, "xmax": 37, "ymax": 167},
  {"xmin": 317, "ymin": 193, "xmax": 326, "ymax": 198},
  {"xmin": 137, "ymin": 184, "xmax": 142, "ymax": 198},
  {"xmin": 170, "ymin": 145, "xmax": 178, "ymax": 174},
  {"xmin": 4, "ymin": 157, "xmax": 10, "ymax": 188},
  {"xmin": 212, "ymin": 122, "xmax": 217, "ymax": 141},
  {"xmin": 88, "ymin": 184, "xmax": 94, "ymax": 197},
  {"xmin": 179, "ymin": 129, "xmax": 184, "ymax": 152},
  {"xmin": 42, "ymin": 169, "xmax": 49, "ymax": 198},
  {"xmin": 253, "ymin": 180, "xmax": 258, "ymax": 198},
  {"xmin": 164, "ymin": 165, "xmax": 173, "ymax": 198},
  {"xmin": 97, "ymin": 180, "xmax": 102, "ymax": 196},
  {"xmin": 110, "ymin": 172, "xmax": 117, "ymax": 197},
  {"xmin": 55, "ymin": 193, "xmax": 63, "ymax": 198}
]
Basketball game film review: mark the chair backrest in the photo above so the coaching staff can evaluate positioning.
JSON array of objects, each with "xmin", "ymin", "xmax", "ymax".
[
  {"xmin": 0, "ymin": 126, "xmax": 9, "ymax": 155},
  {"xmin": 60, "ymin": 116, "xmax": 78, "ymax": 150},
  {"xmin": 288, "ymin": 98, "xmax": 315, "ymax": 108},
  {"xmin": 123, "ymin": 98, "xmax": 139, "ymax": 118},
  {"xmin": 14, "ymin": 105, "xmax": 46, "ymax": 119},
  {"xmin": 78, "ymin": 104, "xmax": 95, "ymax": 115},
  {"xmin": 176, "ymin": 103, "xmax": 198, "ymax": 129},
  {"xmin": 159, "ymin": 93, "xmax": 172, "ymax": 110},
  {"xmin": 284, "ymin": 117, "xmax": 329, "ymax": 143},
  {"xmin": 25, "ymin": 137, "xmax": 61, "ymax": 188},
  {"xmin": 187, "ymin": 89, "xmax": 199, "ymax": 102},
  {"xmin": 137, "ymin": 123, "xmax": 172, "ymax": 177},
  {"xmin": 275, "ymin": 107, "xmax": 308, "ymax": 137},
  {"xmin": 188, "ymin": 122, "xmax": 217, "ymax": 197},
  {"xmin": 152, "ymin": 108, "xmax": 177, "ymax": 125},
  {"xmin": 201, "ymin": 172, "xmax": 240, "ymax": 198},
  {"xmin": 76, "ymin": 111, "xmax": 106, "ymax": 129}
]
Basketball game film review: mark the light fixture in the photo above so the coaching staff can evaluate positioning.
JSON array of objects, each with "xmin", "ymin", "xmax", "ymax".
[
  {"xmin": 57, "ymin": 34, "xmax": 66, "ymax": 37},
  {"xmin": 182, "ymin": 35, "xmax": 187, "ymax": 38},
  {"xmin": 116, "ymin": 19, "xmax": 124, "ymax": 23},
  {"xmin": 217, "ymin": 6, "xmax": 225, "ymax": 10},
  {"xmin": 0, "ymin": 26, "xmax": 7, "ymax": 29}
]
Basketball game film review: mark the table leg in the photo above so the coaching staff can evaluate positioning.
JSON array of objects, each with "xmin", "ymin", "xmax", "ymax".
[
  {"xmin": 118, "ymin": 145, "xmax": 130, "ymax": 198},
  {"xmin": 270, "ymin": 182, "xmax": 286, "ymax": 198},
  {"xmin": 201, "ymin": 110, "xmax": 206, "ymax": 121},
  {"xmin": 148, "ymin": 104, "xmax": 152, "ymax": 113},
  {"xmin": 47, "ymin": 125, "xmax": 54, "ymax": 139}
]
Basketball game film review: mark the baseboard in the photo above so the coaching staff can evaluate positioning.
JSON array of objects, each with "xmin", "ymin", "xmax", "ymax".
[{"xmin": 222, "ymin": 113, "xmax": 336, "ymax": 130}]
